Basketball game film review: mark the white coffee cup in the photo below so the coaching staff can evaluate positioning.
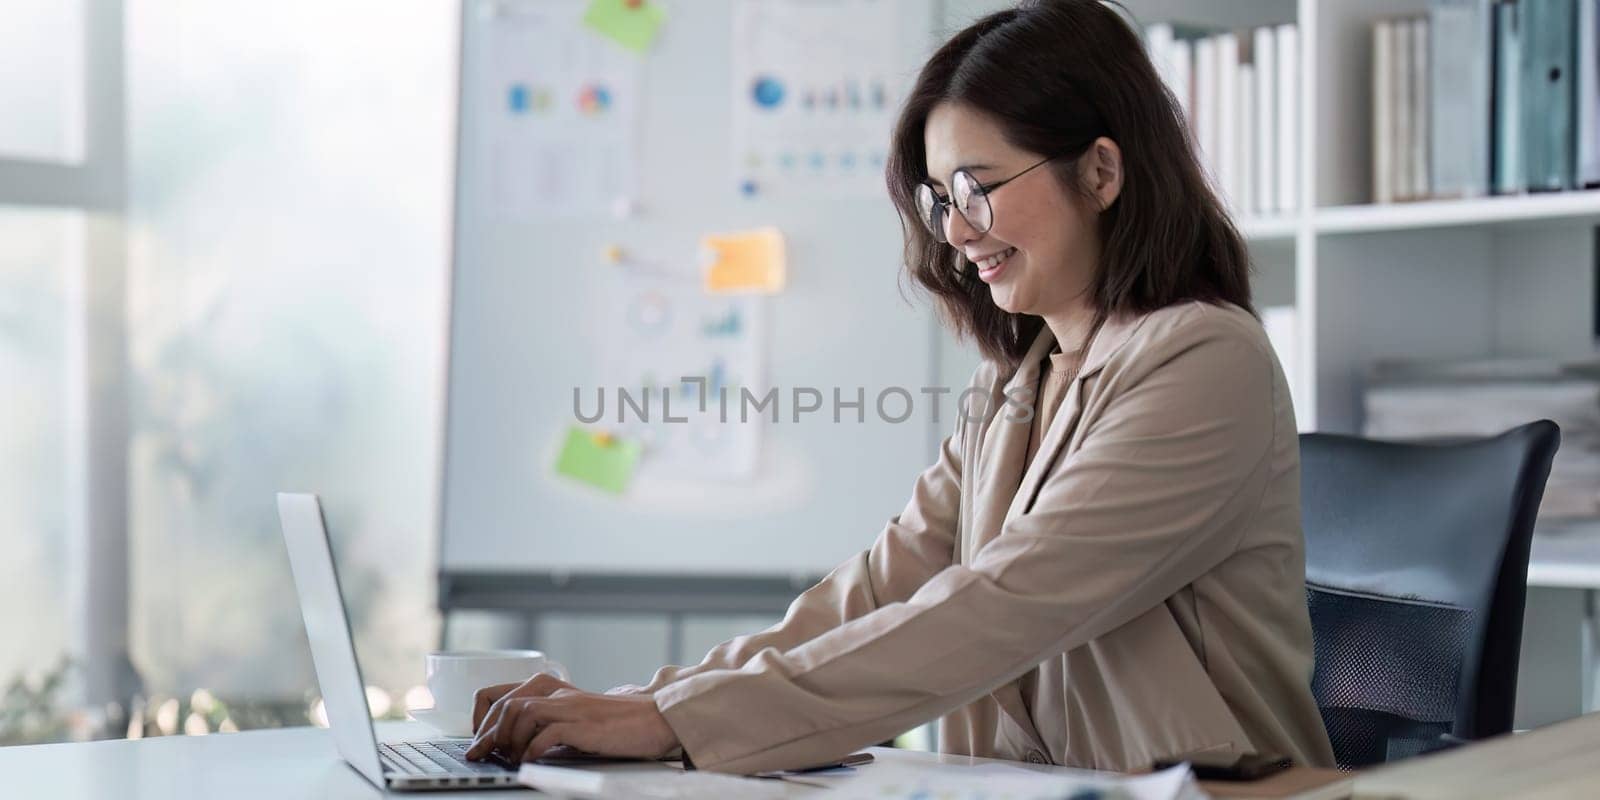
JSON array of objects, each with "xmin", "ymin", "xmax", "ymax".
[{"xmin": 418, "ymin": 650, "xmax": 569, "ymax": 736}]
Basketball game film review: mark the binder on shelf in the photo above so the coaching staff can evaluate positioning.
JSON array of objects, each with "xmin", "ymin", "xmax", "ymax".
[
  {"xmin": 1577, "ymin": 0, "xmax": 1600, "ymax": 187},
  {"xmin": 1374, "ymin": 20, "xmax": 1396, "ymax": 204},
  {"xmin": 1520, "ymin": 0, "xmax": 1575, "ymax": 192},
  {"xmin": 1429, "ymin": 0, "xmax": 1494, "ymax": 199},
  {"xmin": 1275, "ymin": 23, "xmax": 1299, "ymax": 212},
  {"xmin": 1410, "ymin": 18, "xmax": 1431, "ymax": 200},
  {"xmin": 1493, "ymin": 0, "xmax": 1525, "ymax": 194},
  {"xmin": 1254, "ymin": 26, "xmax": 1277, "ymax": 214}
]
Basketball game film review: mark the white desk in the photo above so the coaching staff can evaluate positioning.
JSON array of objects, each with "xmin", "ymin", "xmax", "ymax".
[
  {"xmin": 1528, "ymin": 524, "xmax": 1600, "ymax": 590},
  {"xmin": 1528, "ymin": 524, "xmax": 1600, "ymax": 714},
  {"xmin": 0, "ymin": 721, "xmax": 1202, "ymax": 800}
]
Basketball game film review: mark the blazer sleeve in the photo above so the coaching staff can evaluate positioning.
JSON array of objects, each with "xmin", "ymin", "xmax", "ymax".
[
  {"xmin": 631, "ymin": 416, "xmax": 966, "ymax": 694},
  {"xmin": 653, "ymin": 322, "xmax": 1279, "ymax": 774}
]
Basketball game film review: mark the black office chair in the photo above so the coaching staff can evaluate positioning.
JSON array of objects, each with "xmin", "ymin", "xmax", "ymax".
[{"xmin": 1299, "ymin": 420, "xmax": 1560, "ymax": 770}]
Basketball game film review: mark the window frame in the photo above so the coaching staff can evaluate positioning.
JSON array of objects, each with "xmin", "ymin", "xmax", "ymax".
[{"xmin": 0, "ymin": 0, "xmax": 134, "ymax": 718}]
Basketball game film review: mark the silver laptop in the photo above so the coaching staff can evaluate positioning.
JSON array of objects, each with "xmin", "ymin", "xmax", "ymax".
[{"xmin": 277, "ymin": 492, "xmax": 520, "ymax": 790}]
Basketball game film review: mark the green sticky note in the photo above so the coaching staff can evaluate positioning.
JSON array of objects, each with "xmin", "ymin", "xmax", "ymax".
[
  {"xmin": 582, "ymin": 0, "xmax": 665, "ymax": 55},
  {"xmin": 555, "ymin": 427, "xmax": 641, "ymax": 493}
]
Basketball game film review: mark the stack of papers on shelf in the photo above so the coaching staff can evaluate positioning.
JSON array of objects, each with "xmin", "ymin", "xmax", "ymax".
[{"xmin": 1364, "ymin": 357, "xmax": 1600, "ymax": 519}]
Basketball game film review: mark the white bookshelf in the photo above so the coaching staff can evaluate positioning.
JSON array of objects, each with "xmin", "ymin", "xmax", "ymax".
[
  {"xmin": 1243, "ymin": 191, "xmax": 1600, "ymax": 236},
  {"xmin": 1145, "ymin": 1, "xmax": 1600, "ymax": 728},
  {"xmin": 1176, "ymin": 0, "xmax": 1600, "ymax": 434},
  {"xmin": 1297, "ymin": 0, "xmax": 1599, "ymax": 433},
  {"xmin": 1316, "ymin": 191, "xmax": 1600, "ymax": 234},
  {"xmin": 936, "ymin": 0, "xmax": 1599, "ymax": 435},
  {"xmin": 1238, "ymin": 214, "xmax": 1301, "ymax": 241}
]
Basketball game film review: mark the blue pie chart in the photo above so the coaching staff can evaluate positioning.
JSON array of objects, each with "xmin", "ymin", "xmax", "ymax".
[{"xmin": 751, "ymin": 76, "xmax": 785, "ymax": 109}]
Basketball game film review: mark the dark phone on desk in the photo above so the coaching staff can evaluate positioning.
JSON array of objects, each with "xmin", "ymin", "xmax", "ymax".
[
  {"xmin": 753, "ymin": 752, "xmax": 876, "ymax": 779},
  {"xmin": 1150, "ymin": 751, "xmax": 1290, "ymax": 781},
  {"xmin": 793, "ymin": 752, "xmax": 874, "ymax": 772}
]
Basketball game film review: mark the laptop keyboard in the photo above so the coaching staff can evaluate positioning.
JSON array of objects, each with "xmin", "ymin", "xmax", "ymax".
[{"xmin": 381, "ymin": 739, "xmax": 515, "ymax": 776}]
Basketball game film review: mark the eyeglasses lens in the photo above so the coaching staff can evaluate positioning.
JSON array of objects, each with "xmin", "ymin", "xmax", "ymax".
[
  {"xmin": 952, "ymin": 170, "xmax": 992, "ymax": 234},
  {"xmin": 915, "ymin": 183, "xmax": 948, "ymax": 243}
]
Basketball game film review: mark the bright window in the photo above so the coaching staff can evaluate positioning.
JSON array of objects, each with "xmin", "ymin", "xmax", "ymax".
[
  {"xmin": 0, "ymin": 1, "xmax": 85, "ymax": 163},
  {"xmin": 125, "ymin": 0, "xmax": 455, "ymax": 718},
  {"xmin": 0, "ymin": 207, "xmax": 79, "ymax": 708}
]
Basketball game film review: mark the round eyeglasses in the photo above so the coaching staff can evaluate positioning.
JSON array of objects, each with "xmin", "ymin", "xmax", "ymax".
[{"xmin": 914, "ymin": 156, "xmax": 1056, "ymax": 244}]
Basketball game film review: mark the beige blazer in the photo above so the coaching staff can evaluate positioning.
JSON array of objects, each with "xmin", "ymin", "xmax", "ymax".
[{"xmin": 643, "ymin": 301, "xmax": 1337, "ymax": 775}]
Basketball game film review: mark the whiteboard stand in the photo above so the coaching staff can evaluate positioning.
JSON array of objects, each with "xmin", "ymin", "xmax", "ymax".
[{"xmin": 436, "ymin": 570, "xmax": 824, "ymax": 665}]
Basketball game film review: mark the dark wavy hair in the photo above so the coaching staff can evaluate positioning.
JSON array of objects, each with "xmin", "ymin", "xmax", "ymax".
[{"xmin": 886, "ymin": 0, "xmax": 1254, "ymax": 367}]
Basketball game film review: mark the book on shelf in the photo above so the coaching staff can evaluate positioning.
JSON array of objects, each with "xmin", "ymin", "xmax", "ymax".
[
  {"xmin": 1238, "ymin": 63, "xmax": 1256, "ymax": 215},
  {"xmin": 1144, "ymin": 22, "xmax": 1210, "ymax": 141},
  {"xmin": 1171, "ymin": 38, "xmax": 1194, "ymax": 127},
  {"xmin": 1275, "ymin": 23, "xmax": 1299, "ymax": 213},
  {"xmin": 1372, "ymin": 0, "xmax": 1600, "ymax": 202},
  {"xmin": 1521, "ymin": 0, "xmax": 1575, "ymax": 192},
  {"xmin": 1254, "ymin": 26, "xmax": 1278, "ymax": 213},
  {"xmin": 1393, "ymin": 16, "xmax": 1416, "ymax": 200},
  {"xmin": 1577, "ymin": 0, "xmax": 1600, "ymax": 186},
  {"xmin": 1218, "ymin": 31, "xmax": 1241, "ymax": 208},
  {"xmin": 1493, "ymin": 0, "xmax": 1524, "ymax": 194},
  {"xmin": 1411, "ymin": 18, "xmax": 1432, "ymax": 199},
  {"xmin": 1144, "ymin": 21, "xmax": 1299, "ymax": 218},
  {"xmin": 1430, "ymin": 0, "xmax": 1493, "ymax": 199},
  {"xmin": 1145, "ymin": 23, "xmax": 1187, "ymax": 121},
  {"xmin": 1374, "ymin": 20, "xmax": 1396, "ymax": 204},
  {"xmin": 1193, "ymin": 34, "xmax": 1219, "ymax": 181}
]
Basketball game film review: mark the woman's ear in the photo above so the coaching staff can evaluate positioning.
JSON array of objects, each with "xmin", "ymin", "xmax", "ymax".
[{"xmin": 1079, "ymin": 136, "xmax": 1123, "ymax": 211}]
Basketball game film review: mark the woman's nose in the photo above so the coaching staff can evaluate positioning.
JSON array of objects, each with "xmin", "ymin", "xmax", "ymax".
[{"xmin": 944, "ymin": 207, "xmax": 981, "ymax": 246}]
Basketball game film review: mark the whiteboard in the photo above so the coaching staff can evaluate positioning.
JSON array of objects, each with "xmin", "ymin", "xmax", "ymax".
[{"xmin": 439, "ymin": 0, "xmax": 951, "ymax": 576}]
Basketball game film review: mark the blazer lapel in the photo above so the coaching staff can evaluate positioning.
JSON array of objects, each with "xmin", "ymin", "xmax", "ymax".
[
  {"xmin": 965, "ymin": 329, "xmax": 1054, "ymax": 560},
  {"xmin": 1003, "ymin": 375, "xmax": 1083, "ymax": 523},
  {"xmin": 1004, "ymin": 311, "xmax": 1146, "ymax": 521}
]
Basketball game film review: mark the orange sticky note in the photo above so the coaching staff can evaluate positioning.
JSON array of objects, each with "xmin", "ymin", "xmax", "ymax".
[{"xmin": 701, "ymin": 227, "xmax": 786, "ymax": 294}]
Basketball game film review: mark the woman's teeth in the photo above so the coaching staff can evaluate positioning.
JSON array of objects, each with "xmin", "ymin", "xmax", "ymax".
[{"xmin": 977, "ymin": 247, "xmax": 1016, "ymax": 271}]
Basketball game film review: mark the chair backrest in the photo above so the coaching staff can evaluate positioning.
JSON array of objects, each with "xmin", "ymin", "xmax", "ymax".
[{"xmin": 1298, "ymin": 420, "xmax": 1560, "ymax": 769}]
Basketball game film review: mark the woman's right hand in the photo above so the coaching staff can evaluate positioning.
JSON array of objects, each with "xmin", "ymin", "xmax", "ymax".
[
  {"xmin": 471, "ymin": 673, "xmax": 580, "ymax": 734},
  {"xmin": 473, "ymin": 679, "xmax": 651, "ymax": 733}
]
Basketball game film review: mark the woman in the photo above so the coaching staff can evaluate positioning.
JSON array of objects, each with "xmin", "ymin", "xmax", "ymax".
[{"xmin": 468, "ymin": 0, "xmax": 1336, "ymax": 774}]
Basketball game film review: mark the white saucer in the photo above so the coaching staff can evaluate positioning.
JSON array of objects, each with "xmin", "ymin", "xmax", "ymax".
[{"xmin": 407, "ymin": 707, "xmax": 474, "ymax": 738}]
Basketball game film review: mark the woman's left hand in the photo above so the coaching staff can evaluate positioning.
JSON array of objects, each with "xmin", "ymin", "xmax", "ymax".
[{"xmin": 464, "ymin": 673, "xmax": 680, "ymax": 763}]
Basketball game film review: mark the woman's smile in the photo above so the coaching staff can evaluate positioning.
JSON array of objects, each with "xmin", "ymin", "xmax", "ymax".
[{"xmin": 972, "ymin": 246, "xmax": 1018, "ymax": 282}]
